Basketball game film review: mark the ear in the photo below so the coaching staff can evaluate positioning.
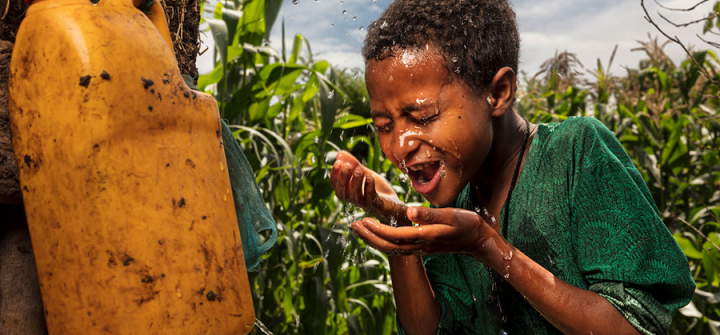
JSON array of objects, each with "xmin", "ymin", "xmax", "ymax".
[{"xmin": 487, "ymin": 67, "xmax": 516, "ymax": 118}]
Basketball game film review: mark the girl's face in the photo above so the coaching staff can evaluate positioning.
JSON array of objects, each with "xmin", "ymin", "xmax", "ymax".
[{"xmin": 366, "ymin": 48, "xmax": 494, "ymax": 207}]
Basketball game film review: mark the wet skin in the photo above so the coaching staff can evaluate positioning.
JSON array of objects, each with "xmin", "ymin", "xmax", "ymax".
[{"xmin": 330, "ymin": 47, "xmax": 641, "ymax": 335}]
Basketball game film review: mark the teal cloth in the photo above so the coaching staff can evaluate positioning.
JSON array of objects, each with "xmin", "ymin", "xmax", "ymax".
[
  {"xmin": 220, "ymin": 120, "xmax": 277, "ymax": 271},
  {"xmin": 184, "ymin": 77, "xmax": 277, "ymax": 271},
  {"xmin": 397, "ymin": 117, "xmax": 695, "ymax": 335}
]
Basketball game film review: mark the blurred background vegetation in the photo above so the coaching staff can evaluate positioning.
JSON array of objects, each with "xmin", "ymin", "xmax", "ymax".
[{"xmin": 199, "ymin": 0, "xmax": 720, "ymax": 333}]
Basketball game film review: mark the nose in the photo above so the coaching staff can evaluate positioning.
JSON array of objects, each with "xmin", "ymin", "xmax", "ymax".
[{"xmin": 390, "ymin": 126, "xmax": 422, "ymax": 165}]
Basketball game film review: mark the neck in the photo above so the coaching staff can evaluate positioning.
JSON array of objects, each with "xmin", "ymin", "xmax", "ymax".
[{"xmin": 471, "ymin": 109, "xmax": 529, "ymax": 205}]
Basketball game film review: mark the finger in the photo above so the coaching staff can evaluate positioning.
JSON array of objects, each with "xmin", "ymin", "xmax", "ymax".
[
  {"xmin": 335, "ymin": 161, "xmax": 356, "ymax": 201},
  {"xmin": 354, "ymin": 219, "xmax": 428, "ymax": 255},
  {"xmin": 363, "ymin": 175, "xmax": 382, "ymax": 209},
  {"xmin": 330, "ymin": 151, "xmax": 357, "ymax": 193},
  {"xmin": 361, "ymin": 217, "xmax": 428, "ymax": 243},
  {"xmin": 348, "ymin": 166, "xmax": 366, "ymax": 207},
  {"xmin": 330, "ymin": 157, "xmax": 345, "ymax": 192},
  {"xmin": 407, "ymin": 207, "xmax": 455, "ymax": 225}
]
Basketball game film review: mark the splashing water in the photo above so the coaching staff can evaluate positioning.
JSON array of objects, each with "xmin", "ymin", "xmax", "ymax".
[
  {"xmin": 327, "ymin": 90, "xmax": 335, "ymax": 99},
  {"xmin": 416, "ymin": 98, "xmax": 427, "ymax": 104},
  {"xmin": 342, "ymin": 9, "xmax": 347, "ymax": 15},
  {"xmin": 380, "ymin": 21, "xmax": 388, "ymax": 29},
  {"xmin": 390, "ymin": 216, "xmax": 398, "ymax": 227},
  {"xmin": 292, "ymin": 0, "xmax": 298, "ymax": 4},
  {"xmin": 255, "ymin": 318, "xmax": 274, "ymax": 335},
  {"xmin": 441, "ymin": 170, "xmax": 447, "ymax": 178},
  {"xmin": 352, "ymin": 16, "xmax": 357, "ymax": 20},
  {"xmin": 358, "ymin": 26, "xmax": 364, "ymax": 31},
  {"xmin": 314, "ymin": 136, "xmax": 319, "ymax": 144},
  {"xmin": 398, "ymin": 173, "xmax": 408, "ymax": 183},
  {"xmin": 339, "ymin": 131, "xmax": 344, "ymax": 141}
]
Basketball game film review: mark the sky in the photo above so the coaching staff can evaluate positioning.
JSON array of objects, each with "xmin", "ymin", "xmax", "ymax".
[{"xmin": 198, "ymin": 0, "xmax": 718, "ymax": 80}]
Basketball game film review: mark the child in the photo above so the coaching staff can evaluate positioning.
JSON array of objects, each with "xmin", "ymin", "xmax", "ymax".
[{"xmin": 330, "ymin": 1, "xmax": 695, "ymax": 334}]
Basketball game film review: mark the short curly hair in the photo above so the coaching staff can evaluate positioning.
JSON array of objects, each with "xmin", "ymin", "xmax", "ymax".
[{"xmin": 362, "ymin": 0, "xmax": 520, "ymax": 93}]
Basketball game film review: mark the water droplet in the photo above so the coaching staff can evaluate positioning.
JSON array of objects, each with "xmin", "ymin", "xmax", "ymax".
[
  {"xmin": 345, "ymin": 31, "xmax": 349, "ymax": 35},
  {"xmin": 330, "ymin": 23, "xmax": 334, "ymax": 27},
  {"xmin": 340, "ymin": 131, "xmax": 344, "ymax": 141},
  {"xmin": 362, "ymin": 97, "xmax": 366, "ymax": 103},
  {"xmin": 292, "ymin": 0, "xmax": 298, "ymax": 4},
  {"xmin": 474, "ymin": 206, "xmax": 482, "ymax": 213},
  {"xmin": 372, "ymin": 0, "xmax": 377, "ymax": 2},
  {"xmin": 380, "ymin": 21, "xmax": 388, "ymax": 29},
  {"xmin": 425, "ymin": 150, "xmax": 431, "ymax": 158},
  {"xmin": 451, "ymin": 57, "xmax": 458, "ymax": 63},
  {"xmin": 220, "ymin": 163, "xmax": 224, "ymax": 171},
  {"xmin": 350, "ymin": 137, "xmax": 354, "ymax": 144},
  {"xmin": 358, "ymin": 26, "xmax": 364, "ymax": 31},
  {"xmin": 472, "ymin": 294, "xmax": 477, "ymax": 302},
  {"xmin": 416, "ymin": 98, "xmax": 427, "ymax": 104},
  {"xmin": 311, "ymin": 156, "xmax": 316, "ymax": 163},
  {"xmin": 441, "ymin": 170, "xmax": 446, "ymax": 178},
  {"xmin": 352, "ymin": 16, "xmax": 357, "ymax": 20},
  {"xmin": 400, "ymin": 160, "xmax": 406, "ymax": 169},
  {"xmin": 390, "ymin": 216, "xmax": 398, "ymax": 227},
  {"xmin": 314, "ymin": 136, "xmax": 319, "ymax": 144},
  {"xmin": 327, "ymin": 90, "xmax": 335, "ymax": 99},
  {"xmin": 503, "ymin": 249, "xmax": 513, "ymax": 261},
  {"xmin": 503, "ymin": 273, "xmax": 510, "ymax": 279},
  {"xmin": 399, "ymin": 173, "xmax": 408, "ymax": 183},
  {"xmin": 342, "ymin": 10, "xmax": 347, "ymax": 15}
]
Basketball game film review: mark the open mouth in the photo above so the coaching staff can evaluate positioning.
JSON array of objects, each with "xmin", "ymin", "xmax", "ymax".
[{"xmin": 406, "ymin": 161, "xmax": 443, "ymax": 195}]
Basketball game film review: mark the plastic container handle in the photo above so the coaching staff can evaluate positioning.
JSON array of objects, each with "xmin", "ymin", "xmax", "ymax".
[{"xmin": 100, "ymin": 0, "xmax": 175, "ymax": 53}]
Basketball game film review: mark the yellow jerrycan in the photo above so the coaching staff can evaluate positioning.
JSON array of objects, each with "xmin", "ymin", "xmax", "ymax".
[{"xmin": 8, "ymin": 0, "xmax": 255, "ymax": 333}]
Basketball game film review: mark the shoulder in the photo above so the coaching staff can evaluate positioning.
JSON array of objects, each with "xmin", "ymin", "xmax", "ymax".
[
  {"xmin": 537, "ymin": 116, "xmax": 628, "ymax": 168},
  {"xmin": 539, "ymin": 116, "xmax": 616, "ymax": 148}
]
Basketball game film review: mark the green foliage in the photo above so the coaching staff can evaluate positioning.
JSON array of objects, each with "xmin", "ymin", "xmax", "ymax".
[{"xmin": 201, "ymin": 2, "xmax": 719, "ymax": 334}]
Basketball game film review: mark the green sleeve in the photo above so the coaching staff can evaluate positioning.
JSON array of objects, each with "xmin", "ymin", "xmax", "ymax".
[
  {"xmin": 396, "ymin": 254, "xmax": 489, "ymax": 335},
  {"xmin": 568, "ymin": 118, "xmax": 695, "ymax": 334}
]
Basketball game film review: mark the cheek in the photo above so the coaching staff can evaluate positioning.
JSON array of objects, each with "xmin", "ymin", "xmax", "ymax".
[{"xmin": 378, "ymin": 133, "xmax": 396, "ymax": 164}]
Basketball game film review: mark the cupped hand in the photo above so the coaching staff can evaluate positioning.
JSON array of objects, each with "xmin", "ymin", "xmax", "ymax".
[
  {"xmin": 351, "ymin": 206, "xmax": 503, "ymax": 262},
  {"xmin": 331, "ymin": 151, "xmax": 410, "ymax": 226}
]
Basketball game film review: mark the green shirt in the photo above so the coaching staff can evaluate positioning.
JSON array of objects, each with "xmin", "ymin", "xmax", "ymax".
[{"xmin": 398, "ymin": 117, "xmax": 695, "ymax": 335}]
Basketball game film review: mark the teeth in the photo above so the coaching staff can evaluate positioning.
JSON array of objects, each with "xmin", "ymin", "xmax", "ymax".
[{"xmin": 409, "ymin": 163, "xmax": 430, "ymax": 171}]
